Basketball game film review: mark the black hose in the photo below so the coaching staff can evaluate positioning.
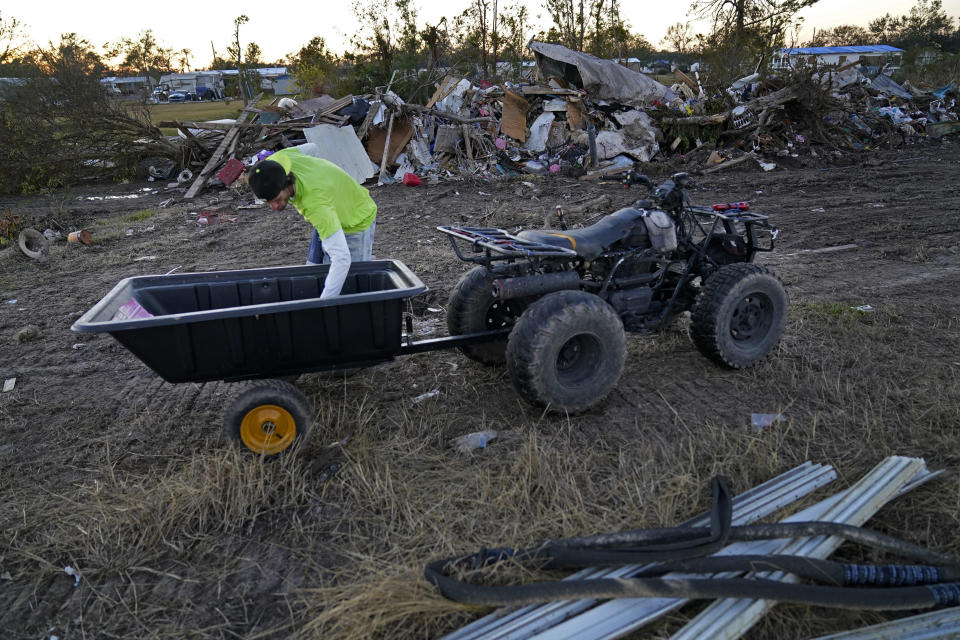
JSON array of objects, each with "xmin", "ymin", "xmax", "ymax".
[
  {"xmin": 424, "ymin": 475, "xmax": 960, "ymax": 610},
  {"xmin": 425, "ymin": 564, "xmax": 960, "ymax": 609}
]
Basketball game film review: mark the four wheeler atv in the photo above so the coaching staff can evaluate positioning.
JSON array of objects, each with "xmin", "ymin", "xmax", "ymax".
[{"xmin": 439, "ymin": 172, "xmax": 788, "ymax": 413}]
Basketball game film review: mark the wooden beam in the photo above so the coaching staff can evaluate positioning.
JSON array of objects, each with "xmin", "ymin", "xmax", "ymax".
[
  {"xmin": 673, "ymin": 68, "xmax": 699, "ymax": 91},
  {"xmin": 520, "ymin": 86, "xmax": 581, "ymax": 96},
  {"xmin": 184, "ymin": 93, "xmax": 262, "ymax": 199},
  {"xmin": 158, "ymin": 120, "xmax": 312, "ymax": 132}
]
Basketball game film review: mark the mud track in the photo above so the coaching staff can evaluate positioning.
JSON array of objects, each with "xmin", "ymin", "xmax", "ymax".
[{"xmin": 1, "ymin": 139, "xmax": 959, "ymax": 638}]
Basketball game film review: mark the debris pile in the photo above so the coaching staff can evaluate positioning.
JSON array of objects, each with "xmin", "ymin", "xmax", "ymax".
[{"xmin": 156, "ymin": 41, "xmax": 958, "ymax": 198}]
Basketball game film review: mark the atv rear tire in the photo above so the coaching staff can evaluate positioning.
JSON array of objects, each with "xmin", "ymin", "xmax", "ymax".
[
  {"xmin": 506, "ymin": 290, "xmax": 625, "ymax": 413},
  {"xmin": 224, "ymin": 379, "xmax": 313, "ymax": 457},
  {"xmin": 447, "ymin": 266, "xmax": 525, "ymax": 365},
  {"xmin": 690, "ymin": 263, "xmax": 788, "ymax": 369}
]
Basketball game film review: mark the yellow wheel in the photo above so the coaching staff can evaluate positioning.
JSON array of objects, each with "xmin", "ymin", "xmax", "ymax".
[{"xmin": 225, "ymin": 380, "xmax": 313, "ymax": 457}]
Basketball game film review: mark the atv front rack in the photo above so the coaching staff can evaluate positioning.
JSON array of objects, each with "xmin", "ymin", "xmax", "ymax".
[{"xmin": 438, "ymin": 225, "xmax": 578, "ymax": 263}]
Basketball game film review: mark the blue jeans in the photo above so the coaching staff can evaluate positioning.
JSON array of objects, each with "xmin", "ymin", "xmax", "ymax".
[{"xmin": 306, "ymin": 219, "xmax": 376, "ymax": 264}]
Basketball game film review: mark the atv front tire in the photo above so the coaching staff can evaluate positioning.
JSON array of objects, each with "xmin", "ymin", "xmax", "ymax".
[
  {"xmin": 447, "ymin": 266, "xmax": 525, "ymax": 365},
  {"xmin": 506, "ymin": 290, "xmax": 626, "ymax": 413},
  {"xmin": 690, "ymin": 263, "xmax": 788, "ymax": 369},
  {"xmin": 224, "ymin": 379, "xmax": 313, "ymax": 456}
]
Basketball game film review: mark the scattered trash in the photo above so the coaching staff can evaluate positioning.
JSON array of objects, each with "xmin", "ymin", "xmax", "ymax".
[
  {"xmin": 2, "ymin": 378, "xmax": 15, "ymax": 393},
  {"xmin": 17, "ymin": 228, "xmax": 48, "ymax": 259},
  {"xmin": 6, "ymin": 299, "xmax": 17, "ymax": 304},
  {"xmin": 133, "ymin": 256, "xmax": 158, "ymax": 261},
  {"xmin": 67, "ymin": 230, "xmax": 92, "ymax": 245},
  {"xmin": 148, "ymin": 163, "xmax": 175, "ymax": 180},
  {"xmin": 42, "ymin": 229, "xmax": 61, "ymax": 241},
  {"xmin": 215, "ymin": 158, "xmax": 244, "ymax": 186},
  {"xmin": 131, "ymin": 43, "xmax": 955, "ymax": 201},
  {"xmin": 14, "ymin": 325, "xmax": 42, "ymax": 343},
  {"xmin": 706, "ymin": 151, "xmax": 725, "ymax": 166},
  {"xmin": 402, "ymin": 172, "xmax": 422, "ymax": 186},
  {"xmin": 751, "ymin": 413, "xmax": 786, "ymax": 430},
  {"xmin": 195, "ymin": 210, "xmax": 238, "ymax": 226},
  {"xmin": 411, "ymin": 389, "xmax": 440, "ymax": 404},
  {"xmin": 112, "ymin": 299, "xmax": 153, "ymax": 321},
  {"xmin": 63, "ymin": 566, "xmax": 80, "ymax": 587},
  {"xmin": 71, "ymin": 343, "xmax": 85, "ymax": 350},
  {"xmin": 451, "ymin": 430, "xmax": 499, "ymax": 452},
  {"xmin": 852, "ymin": 304, "xmax": 875, "ymax": 312},
  {"xmin": 810, "ymin": 207, "xmax": 826, "ymax": 212}
]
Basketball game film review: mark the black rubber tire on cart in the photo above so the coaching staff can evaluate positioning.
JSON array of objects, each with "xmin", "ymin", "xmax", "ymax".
[
  {"xmin": 690, "ymin": 263, "xmax": 788, "ymax": 369},
  {"xmin": 224, "ymin": 379, "xmax": 314, "ymax": 457},
  {"xmin": 506, "ymin": 290, "xmax": 626, "ymax": 413},
  {"xmin": 447, "ymin": 265, "xmax": 526, "ymax": 365}
]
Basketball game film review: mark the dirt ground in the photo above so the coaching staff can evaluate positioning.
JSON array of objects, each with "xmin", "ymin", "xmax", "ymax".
[{"xmin": 2, "ymin": 138, "xmax": 960, "ymax": 639}]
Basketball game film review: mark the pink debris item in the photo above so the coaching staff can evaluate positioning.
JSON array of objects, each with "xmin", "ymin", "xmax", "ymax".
[
  {"xmin": 402, "ymin": 173, "xmax": 422, "ymax": 186},
  {"xmin": 113, "ymin": 299, "xmax": 154, "ymax": 321}
]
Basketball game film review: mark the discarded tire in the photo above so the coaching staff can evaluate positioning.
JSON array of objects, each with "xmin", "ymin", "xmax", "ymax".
[
  {"xmin": 690, "ymin": 263, "xmax": 788, "ymax": 368},
  {"xmin": 447, "ymin": 266, "xmax": 526, "ymax": 365},
  {"xmin": 506, "ymin": 290, "xmax": 626, "ymax": 413},
  {"xmin": 224, "ymin": 379, "xmax": 313, "ymax": 457}
]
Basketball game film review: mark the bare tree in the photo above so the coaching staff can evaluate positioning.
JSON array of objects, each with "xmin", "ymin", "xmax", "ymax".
[
  {"xmin": 0, "ymin": 11, "xmax": 26, "ymax": 68},
  {"xmin": 105, "ymin": 30, "xmax": 173, "ymax": 88},
  {"xmin": 662, "ymin": 22, "xmax": 696, "ymax": 54},
  {"xmin": 175, "ymin": 48, "xmax": 192, "ymax": 73}
]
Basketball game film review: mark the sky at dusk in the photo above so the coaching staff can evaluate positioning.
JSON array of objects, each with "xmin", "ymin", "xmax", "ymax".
[{"xmin": 8, "ymin": 0, "xmax": 960, "ymax": 68}]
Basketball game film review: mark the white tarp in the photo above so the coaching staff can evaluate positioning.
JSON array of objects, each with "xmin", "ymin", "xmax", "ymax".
[
  {"xmin": 301, "ymin": 125, "xmax": 376, "ymax": 184},
  {"xmin": 528, "ymin": 41, "xmax": 676, "ymax": 107}
]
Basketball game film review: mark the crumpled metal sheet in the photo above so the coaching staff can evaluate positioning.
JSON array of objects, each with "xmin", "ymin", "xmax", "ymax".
[{"xmin": 528, "ymin": 41, "xmax": 676, "ymax": 107}]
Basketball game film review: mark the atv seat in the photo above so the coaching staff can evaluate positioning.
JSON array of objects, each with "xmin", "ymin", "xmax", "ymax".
[{"xmin": 516, "ymin": 207, "xmax": 648, "ymax": 261}]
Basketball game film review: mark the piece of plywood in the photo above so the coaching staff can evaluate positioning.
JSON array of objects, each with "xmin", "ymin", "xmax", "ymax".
[
  {"xmin": 566, "ymin": 97, "xmax": 585, "ymax": 130},
  {"xmin": 433, "ymin": 125, "xmax": 460, "ymax": 154},
  {"xmin": 501, "ymin": 90, "xmax": 528, "ymax": 142},
  {"xmin": 366, "ymin": 117, "xmax": 414, "ymax": 165}
]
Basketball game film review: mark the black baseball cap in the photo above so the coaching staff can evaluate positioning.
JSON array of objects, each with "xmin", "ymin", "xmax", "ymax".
[{"xmin": 247, "ymin": 159, "xmax": 287, "ymax": 200}]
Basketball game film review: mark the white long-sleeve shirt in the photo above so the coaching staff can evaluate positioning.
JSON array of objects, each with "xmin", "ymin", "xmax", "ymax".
[{"xmin": 319, "ymin": 230, "xmax": 351, "ymax": 299}]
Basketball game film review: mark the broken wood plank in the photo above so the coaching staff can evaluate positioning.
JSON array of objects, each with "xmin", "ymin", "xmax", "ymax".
[
  {"xmin": 501, "ymin": 91, "xmax": 528, "ymax": 142},
  {"xmin": 703, "ymin": 152, "xmax": 757, "ymax": 174},
  {"xmin": 426, "ymin": 76, "xmax": 459, "ymax": 109},
  {"xmin": 661, "ymin": 113, "xmax": 729, "ymax": 126},
  {"xmin": 566, "ymin": 97, "xmax": 585, "ymax": 130},
  {"xmin": 185, "ymin": 93, "xmax": 262, "ymax": 199},
  {"xmin": 673, "ymin": 68, "xmax": 699, "ymax": 92},
  {"xmin": 461, "ymin": 124, "xmax": 473, "ymax": 161},
  {"xmin": 357, "ymin": 99, "xmax": 381, "ymax": 139},
  {"xmin": 521, "ymin": 85, "xmax": 581, "ymax": 96},
  {"xmin": 159, "ymin": 120, "xmax": 309, "ymax": 132},
  {"xmin": 400, "ymin": 103, "xmax": 495, "ymax": 125},
  {"xmin": 377, "ymin": 113, "xmax": 395, "ymax": 185}
]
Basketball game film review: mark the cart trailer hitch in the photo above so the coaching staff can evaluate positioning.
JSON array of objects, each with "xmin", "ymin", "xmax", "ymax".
[{"xmin": 399, "ymin": 328, "xmax": 512, "ymax": 356}]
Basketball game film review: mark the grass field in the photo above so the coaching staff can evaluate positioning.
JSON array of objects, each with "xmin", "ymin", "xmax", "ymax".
[{"xmin": 137, "ymin": 98, "xmax": 274, "ymax": 135}]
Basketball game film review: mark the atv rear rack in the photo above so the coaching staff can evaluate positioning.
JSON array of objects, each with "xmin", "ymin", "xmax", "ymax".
[{"xmin": 438, "ymin": 225, "xmax": 578, "ymax": 263}]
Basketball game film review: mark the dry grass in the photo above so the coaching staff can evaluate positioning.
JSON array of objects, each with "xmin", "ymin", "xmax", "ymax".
[{"xmin": 3, "ymin": 291, "xmax": 960, "ymax": 639}]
